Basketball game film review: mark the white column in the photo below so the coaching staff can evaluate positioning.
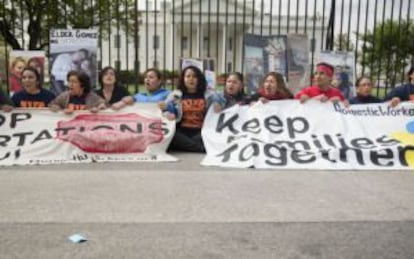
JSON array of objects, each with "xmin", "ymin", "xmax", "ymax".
[
  {"xmin": 221, "ymin": 24, "xmax": 227, "ymax": 73},
  {"xmin": 170, "ymin": 22, "xmax": 176, "ymax": 71},
  {"xmin": 197, "ymin": 23, "xmax": 203, "ymax": 58}
]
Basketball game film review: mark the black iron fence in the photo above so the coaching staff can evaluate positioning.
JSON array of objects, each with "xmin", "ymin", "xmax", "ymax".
[{"xmin": 0, "ymin": 0, "xmax": 413, "ymax": 95}]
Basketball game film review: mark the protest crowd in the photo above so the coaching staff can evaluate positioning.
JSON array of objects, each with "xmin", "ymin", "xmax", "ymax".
[{"xmin": 1, "ymin": 59, "xmax": 413, "ymax": 155}]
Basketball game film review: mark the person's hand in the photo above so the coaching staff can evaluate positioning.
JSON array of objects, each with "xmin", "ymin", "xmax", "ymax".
[
  {"xmin": 98, "ymin": 103, "xmax": 106, "ymax": 110},
  {"xmin": 213, "ymin": 103, "xmax": 222, "ymax": 113},
  {"xmin": 313, "ymin": 94, "xmax": 328, "ymax": 102},
  {"xmin": 158, "ymin": 101, "xmax": 167, "ymax": 110},
  {"xmin": 259, "ymin": 97, "xmax": 269, "ymax": 104},
  {"xmin": 64, "ymin": 108, "xmax": 74, "ymax": 115},
  {"xmin": 89, "ymin": 107, "xmax": 99, "ymax": 113},
  {"xmin": 122, "ymin": 96, "xmax": 134, "ymax": 105},
  {"xmin": 342, "ymin": 99, "xmax": 350, "ymax": 108},
  {"xmin": 389, "ymin": 97, "xmax": 401, "ymax": 107},
  {"xmin": 329, "ymin": 96, "xmax": 342, "ymax": 103},
  {"xmin": 164, "ymin": 112, "xmax": 176, "ymax": 121},
  {"xmin": 111, "ymin": 101, "xmax": 125, "ymax": 110},
  {"xmin": 1, "ymin": 105, "xmax": 13, "ymax": 112},
  {"xmin": 49, "ymin": 104, "xmax": 60, "ymax": 112},
  {"xmin": 299, "ymin": 94, "xmax": 310, "ymax": 103}
]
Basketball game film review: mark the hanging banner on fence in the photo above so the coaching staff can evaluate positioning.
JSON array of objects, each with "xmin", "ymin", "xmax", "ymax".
[
  {"xmin": 243, "ymin": 34, "xmax": 288, "ymax": 94},
  {"xmin": 0, "ymin": 103, "xmax": 177, "ymax": 166},
  {"xmin": 49, "ymin": 29, "xmax": 98, "ymax": 96},
  {"xmin": 318, "ymin": 51, "xmax": 356, "ymax": 100},
  {"xmin": 287, "ymin": 34, "xmax": 309, "ymax": 94},
  {"xmin": 8, "ymin": 50, "xmax": 46, "ymax": 95},
  {"xmin": 201, "ymin": 100, "xmax": 414, "ymax": 170}
]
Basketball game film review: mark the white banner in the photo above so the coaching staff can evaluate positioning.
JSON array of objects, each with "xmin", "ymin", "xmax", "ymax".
[
  {"xmin": 201, "ymin": 101, "xmax": 414, "ymax": 170},
  {"xmin": 0, "ymin": 103, "xmax": 177, "ymax": 166}
]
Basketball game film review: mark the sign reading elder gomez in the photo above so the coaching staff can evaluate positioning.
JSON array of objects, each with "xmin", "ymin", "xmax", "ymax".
[
  {"xmin": 201, "ymin": 100, "xmax": 414, "ymax": 170},
  {"xmin": 0, "ymin": 103, "xmax": 176, "ymax": 166}
]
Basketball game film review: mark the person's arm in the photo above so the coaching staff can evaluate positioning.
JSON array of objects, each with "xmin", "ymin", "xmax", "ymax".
[
  {"xmin": 0, "ymin": 90, "xmax": 14, "ymax": 111},
  {"xmin": 162, "ymin": 90, "xmax": 182, "ymax": 121},
  {"xmin": 384, "ymin": 85, "xmax": 407, "ymax": 107},
  {"xmin": 295, "ymin": 88, "xmax": 310, "ymax": 103},
  {"xmin": 49, "ymin": 92, "xmax": 68, "ymax": 111},
  {"xmin": 86, "ymin": 92, "xmax": 107, "ymax": 112}
]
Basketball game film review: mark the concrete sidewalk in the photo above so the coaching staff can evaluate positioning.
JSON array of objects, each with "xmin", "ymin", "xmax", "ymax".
[{"xmin": 0, "ymin": 153, "xmax": 413, "ymax": 258}]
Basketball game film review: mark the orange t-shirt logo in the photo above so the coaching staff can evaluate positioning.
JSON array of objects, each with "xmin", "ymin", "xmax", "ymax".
[
  {"xmin": 180, "ymin": 99, "xmax": 206, "ymax": 128},
  {"xmin": 20, "ymin": 101, "xmax": 46, "ymax": 108},
  {"xmin": 68, "ymin": 103, "xmax": 87, "ymax": 110}
]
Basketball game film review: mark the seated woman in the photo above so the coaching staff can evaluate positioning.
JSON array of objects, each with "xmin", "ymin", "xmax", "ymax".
[
  {"xmin": 165, "ymin": 65, "xmax": 220, "ymax": 153},
  {"xmin": 215, "ymin": 72, "xmax": 248, "ymax": 112},
  {"xmin": 248, "ymin": 71, "xmax": 293, "ymax": 103},
  {"xmin": 134, "ymin": 68, "xmax": 170, "ymax": 103},
  {"xmin": 95, "ymin": 66, "xmax": 131, "ymax": 109},
  {"xmin": 349, "ymin": 76, "xmax": 382, "ymax": 104},
  {"xmin": 49, "ymin": 70, "xmax": 106, "ymax": 114},
  {"xmin": 0, "ymin": 87, "xmax": 13, "ymax": 112},
  {"xmin": 11, "ymin": 67, "xmax": 56, "ymax": 108}
]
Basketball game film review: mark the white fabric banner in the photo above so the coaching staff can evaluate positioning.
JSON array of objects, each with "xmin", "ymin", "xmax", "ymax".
[
  {"xmin": 0, "ymin": 103, "xmax": 177, "ymax": 166},
  {"xmin": 201, "ymin": 100, "xmax": 414, "ymax": 170}
]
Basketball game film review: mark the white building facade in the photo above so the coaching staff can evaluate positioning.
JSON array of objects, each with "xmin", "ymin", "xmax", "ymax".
[{"xmin": 100, "ymin": 0, "xmax": 328, "ymax": 73}]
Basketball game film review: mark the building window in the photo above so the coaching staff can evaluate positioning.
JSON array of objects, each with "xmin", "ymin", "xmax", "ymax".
[
  {"xmin": 114, "ymin": 34, "xmax": 121, "ymax": 49},
  {"xmin": 228, "ymin": 37, "xmax": 233, "ymax": 51},
  {"xmin": 310, "ymin": 38, "xmax": 316, "ymax": 52},
  {"xmin": 115, "ymin": 60, "xmax": 121, "ymax": 71},
  {"xmin": 203, "ymin": 37, "xmax": 209, "ymax": 51},
  {"xmin": 153, "ymin": 35, "xmax": 159, "ymax": 49},
  {"xmin": 227, "ymin": 62, "xmax": 232, "ymax": 73},
  {"xmin": 136, "ymin": 35, "xmax": 140, "ymax": 49},
  {"xmin": 182, "ymin": 36, "xmax": 188, "ymax": 50},
  {"xmin": 146, "ymin": 0, "xmax": 153, "ymax": 10},
  {"xmin": 135, "ymin": 60, "xmax": 140, "ymax": 72}
]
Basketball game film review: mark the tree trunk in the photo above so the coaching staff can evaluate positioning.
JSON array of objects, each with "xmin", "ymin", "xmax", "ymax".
[{"xmin": 0, "ymin": 21, "xmax": 22, "ymax": 49}]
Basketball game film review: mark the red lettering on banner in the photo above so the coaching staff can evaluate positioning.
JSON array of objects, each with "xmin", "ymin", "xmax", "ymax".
[{"xmin": 56, "ymin": 113, "xmax": 164, "ymax": 153}]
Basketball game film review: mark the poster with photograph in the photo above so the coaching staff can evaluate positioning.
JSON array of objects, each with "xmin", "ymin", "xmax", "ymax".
[
  {"xmin": 180, "ymin": 58, "xmax": 204, "ymax": 71},
  {"xmin": 49, "ymin": 29, "xmax": 98, "ymax": 95},
  {"xmin": 8, "ymin": 50, "xmax": 46, "ymax": 95},
  {"xmin": 287, "ymin": 34, "xmax": 309, "ymax": 94},
  {"xmin": 243, "ymin": 34, "xmax": 288, "ymax": 94},
  {"xmin": 205, "ymin": 70, "xmax": 216, "ymax": 90},
  {"xmin": 318, "ymin": 51, "xmax": 356, "ymax": 100},
  {"xmin": 179, "ymin": 58, "xmax": 215, "ymax": 72}
]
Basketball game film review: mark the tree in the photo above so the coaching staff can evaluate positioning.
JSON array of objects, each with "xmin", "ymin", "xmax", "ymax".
[
  {"xmin": 0, "ymin": 0, "xmax": 140, "ymax": 50},
  {"xmin": 334, "ymin": 33, "xmax": 354, "ymax": 51},
  {"xmin": 359, "ymin": 19, "xmax": 414, "ymax": 86}
]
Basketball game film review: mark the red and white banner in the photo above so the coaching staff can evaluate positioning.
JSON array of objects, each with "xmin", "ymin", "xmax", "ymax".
[
  {"xmin": 201, "ymin": 101, "xmax": 414, "ymax": 170},
  {"xmin": 0, "ymin": 103, "xmax": 177, "ymax": 166}
]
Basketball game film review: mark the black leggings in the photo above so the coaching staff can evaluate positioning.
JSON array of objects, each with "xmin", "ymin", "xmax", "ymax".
[{"xmin": 169, "ymin": 127, "xmax": 205, "ymax": 153}]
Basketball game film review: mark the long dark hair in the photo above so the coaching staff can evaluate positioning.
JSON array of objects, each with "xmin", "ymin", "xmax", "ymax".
[
  {"xmin": 355, "ymin": 76, "xmax": 372, "ymax": 88},
  {"xmin": 22, "ymin": 66, "xmax": 42, "ymax": 89},
  {"xmin": 67, "ymin": 70, "xmax": 91, "ymax": 95},
  {"xmin": 178, "ymin": 66, "xmax": 207, "ymax": 95},
  {"xmin": 261, "ymin": 71, "xmax": 292, "ymax": 97},
  {"xmin": 225, "ymin": 72, "xmax": 245, "ymax": 96},
  {"xmin": 99, "ymin": 66, "xmax": 120, "ymax": 88}
]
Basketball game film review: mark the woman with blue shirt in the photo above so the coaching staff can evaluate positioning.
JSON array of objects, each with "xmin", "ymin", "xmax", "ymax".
[{"xmin": 134, "ymin": 68, "xmax": 170, "ymax": 103}]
